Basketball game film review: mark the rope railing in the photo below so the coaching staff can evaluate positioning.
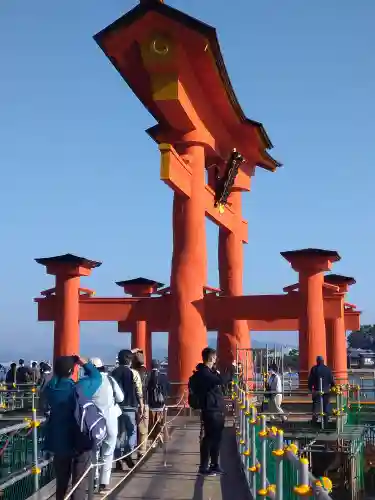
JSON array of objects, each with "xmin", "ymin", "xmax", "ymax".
[
  {"xmin": 100, "ymin": 394, "xmax": 188, "ymax": 500},
  {"xmin": 63, "ymin": 390, "xmax": 188, "ymax": 500}
]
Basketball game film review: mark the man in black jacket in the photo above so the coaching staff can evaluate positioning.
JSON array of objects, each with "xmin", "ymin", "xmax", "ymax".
[
  {"xmin": 111, "ymin": 350, "xmax": 144, "ymax": 469},
  {"xmin": 16, "ymin": 359, "xmax": 32, "ymax": 384},
  {"xmin": 192, "ymin": 347, "xmax": 225, "ymax": 476},
  {"xmin": 308, "ymin": 356, "xmax": 335, "ymax": 425}
]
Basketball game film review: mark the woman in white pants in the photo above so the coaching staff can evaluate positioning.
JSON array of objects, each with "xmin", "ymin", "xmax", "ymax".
[
  {"xmin": 90, "ymin": 358, "xmax": 124, "ymax": 493},
  {"xmin": 267, "ymin": 364, "xmax": 287, "ymax": 422}
]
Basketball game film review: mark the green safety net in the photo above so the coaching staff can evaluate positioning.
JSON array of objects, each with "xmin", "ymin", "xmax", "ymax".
[
  {"xmin": 0, "ymin": 462, "xmax": 54, "ymax": 500},
  {"xmin": 0, "ymin": 429, "xmax": 34, "ymax": 477},
  {"xmin": 0, "ymin": 424, "xmax": 55, "ymax": 500},
  {"xmin": 347, "ymin": 403, "xmax": 375, "ymax": 425},
  {"xmin": 251, "ymin": 422, "xmax": 301, "ymax": 500}
]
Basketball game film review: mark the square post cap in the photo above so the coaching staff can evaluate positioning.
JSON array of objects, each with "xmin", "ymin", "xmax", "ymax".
[
  {"xmin": 116, "ymin": 277, "xmax": 164, "ymax": 296},
  {"xmin": 324, "ymin": 273, "xmax": 356, "ymax": 293},
  {"xmin": 35, "ymin": 253, "xmax": 101, "ymax": 277},
  {"xmin": 281, "ymin": 248, "xmax": 341, "ymax": 273}
]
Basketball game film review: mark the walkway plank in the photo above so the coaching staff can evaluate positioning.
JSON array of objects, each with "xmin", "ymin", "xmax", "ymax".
[{"xmin": 113, "ymin": 422, "xmax": 252, "ymax": 500}]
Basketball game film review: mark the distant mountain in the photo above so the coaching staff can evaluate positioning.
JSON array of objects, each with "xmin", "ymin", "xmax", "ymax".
[
  {"xmin": 208, "ymin": 338, "xmax": 295, "ymax": 350},
  {"xmin": 0, "ymin": 336, "xmax": 296, "ymax": 366},
  {"xmin": 251, "ymin": 340, "xmax": 296, "ymax": 350}
]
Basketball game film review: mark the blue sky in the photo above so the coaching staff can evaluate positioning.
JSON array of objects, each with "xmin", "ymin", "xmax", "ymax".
[{"xmin": 0, "ymin": 0, "xmax": 374, "ymax": 361}]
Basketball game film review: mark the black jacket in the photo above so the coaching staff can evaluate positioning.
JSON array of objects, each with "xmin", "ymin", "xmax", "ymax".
[
  {"xmin": 147, "ymin": 370, "xmax": 169, "ymax": 409},
  {"xmin": 16, "ymin": 366, "xmax": 32, "ymax": 384},
  {"xmin": 111, "ymin": 365, "xmax": 138, "ymax": 409},
  {"xmin": 193, "ymin": 363, "xmax": 225, "ymax": 413},
  {"xmin": 308, "ymin": 364, "xmax": 335, "ymax": 393}
]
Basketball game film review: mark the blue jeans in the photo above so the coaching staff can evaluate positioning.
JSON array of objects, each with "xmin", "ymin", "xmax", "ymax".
[{"xmin": 115, "ymin": 409, "xmax": 137, "ymax": 459}]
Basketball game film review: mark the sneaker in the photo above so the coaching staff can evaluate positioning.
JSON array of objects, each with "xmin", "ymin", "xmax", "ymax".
[
  {"xmin": 209, "ymin": 464, "xmax": 224, "ymax": 475},
  {"xmin": 125, "ymin": 456, "xmax": 135, "ymax": 469},
  {"xmin": 198, "ymin": 467, "xmax": 215, "ymax": 476},
  {"xmin": 116, "ymin": 460, "xmax": 128, "ymax": 472},
  {"xmin": 99, "ymin": 484, "xmax": 110, "ymax": 494}
]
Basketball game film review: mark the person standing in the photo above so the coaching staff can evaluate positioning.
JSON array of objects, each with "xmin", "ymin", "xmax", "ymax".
[
  {"xmin": 308, "ymin": 355, "xmax": 335, "ymax": 426},
  {"xmin": 111, "ymin": 350, "xmax": 144, "ymax": 470},
  {"xmin": 189, "ymin": 347, "xmax": 226, "ymax": 476},
  {"xmin": 0, "ymin": 365, "xmax": 6, "ymax": 383},
  {"xmin": 16, "ymin": 359, "xmax": 32, "ymax": 385},
  {"xmin": 31, "ymin": 362, "xmax": 40, "ymax": 385},
  {"xmin": 147, "ymin": 360, "xmax": 169, "ymax": 444},
  {"xmin": 39, "ymin": 362, "xmax": 53, "ymax": 390},
  {"xmin": 89, "ymin": 358, "xmax": 124, "ymax": 494},
  {"xmin": 267, "ymin": 364, "xmax": 286, "ymax": 422},
  {"xmin": 6, "ymin": 363, "xmax": 17, "ymax": 388},
  {"xmin": 43, "ymin": 355, "xmax": 102, "ymax": 500},
  {"xmin": 39, "ymin": 362, "xmax": 53, "ymax": 414},
  {"xmin": 132, "ymin": 350, "xmax": 149, "ymax": 459}
]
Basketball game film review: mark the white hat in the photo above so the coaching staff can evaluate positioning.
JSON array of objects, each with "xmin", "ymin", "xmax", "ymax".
[{"xmin": 90, "ymin": 357, "xmax": 104, "ymax": 368}]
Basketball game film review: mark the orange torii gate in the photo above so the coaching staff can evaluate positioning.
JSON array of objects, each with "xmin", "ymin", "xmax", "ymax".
[
  {"xmin": 33, "ymin": 0, "xmax": 360, "ymax": 387},
  {"xmin": 93, "ymin": 0, "xmax": 281, "ymax": 384},
  {"xmin": 35, "ymin": 249, "xmax": 358, "ymax": 383}
]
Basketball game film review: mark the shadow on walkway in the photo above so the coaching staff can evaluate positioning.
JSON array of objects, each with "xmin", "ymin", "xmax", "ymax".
[
  {"xmin": 111, "ymin": 420, "xmax": 252, "ymax": 500},
  {"xmin": 219, "ymin": 427, "xmax": 252, "ymax": 500}
]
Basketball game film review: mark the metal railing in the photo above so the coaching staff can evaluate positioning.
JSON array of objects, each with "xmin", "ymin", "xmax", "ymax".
[
  {"xmin": 0, "ymin": 390, "xmax": 52, "ymax": 500},
  {"xmin": 233, "ymin": 382, "xmax": 334, "ymax": 500},
  {"xmin": 0, "ymin": 384, "xmax": 39, "ymax": 412}
]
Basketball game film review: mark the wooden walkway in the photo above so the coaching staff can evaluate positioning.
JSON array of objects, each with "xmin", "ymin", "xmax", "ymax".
[
  {"xmin": 111, "ymin": 421, "xmax": 251, "ymax": 500},
  {"xmin": 27, "ymin": 419, "xmax": 252, "ymax": 500}
]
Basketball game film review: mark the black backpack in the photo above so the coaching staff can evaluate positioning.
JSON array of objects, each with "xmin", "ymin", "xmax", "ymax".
[
  {"xmin": 148, "ymin": 372, "xmax": 165, "ymax": 408},
  {"xmin": 188, "ymin": 372, "xmax": 201, "ymax": 410}
]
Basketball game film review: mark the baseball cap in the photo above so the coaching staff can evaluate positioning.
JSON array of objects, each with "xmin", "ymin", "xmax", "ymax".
[{"xmin": 90, "ymin": 357, "xmax": 104, "ymax": 369}]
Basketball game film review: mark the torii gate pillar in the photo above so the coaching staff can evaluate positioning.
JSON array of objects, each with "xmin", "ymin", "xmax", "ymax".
[
  {"xmin": 116, "ymin": 278, "xmax": 164, "ymax": 369},
  {"xmin": 324, "ymin": 274, "xmax": 356, "ymax": 383},
  {"xmin": 169, "ymin": 143, "xmax": 207, "ymax": 386},
  {"xmin": 281, "ymin": 249, "xmax": 341, "ymax": 381},
  {"xmin": 35, "ymin": 254, "xmax": 101, "ymax": 363},
  {"xmin": 218, "ymin": 191, "xmax": 250, "ymax": 369}
]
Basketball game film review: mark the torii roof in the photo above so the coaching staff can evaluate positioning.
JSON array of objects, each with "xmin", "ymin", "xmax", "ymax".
[
  {"xmin": 324, "ymin": 274, "xmax": 356, "ymax": 286},
  {"xmin": 115, "ymin": 277, "xmax": 164, "ymax": 288},
  {"xmin": 94, "ymin": 1, "xmax": 280, "ymax": 171},
  {"xmin": 35, "ymin": 253, "xmax": 102, "ymax": 269},
  {"xmin": 281, "ymin": 248, "xmax": 341, "ymax": 261}
]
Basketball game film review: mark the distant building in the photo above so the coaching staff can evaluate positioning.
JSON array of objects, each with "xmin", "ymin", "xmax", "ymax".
[{"xmin": 348, "ymin": 348, "xmax": 375, "ymax": 369}]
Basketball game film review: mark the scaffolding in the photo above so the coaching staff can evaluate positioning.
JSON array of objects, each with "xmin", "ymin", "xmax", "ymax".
[{"xmin": 233, "ymin": 347, "xmax": 374, "ymax": 500}]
